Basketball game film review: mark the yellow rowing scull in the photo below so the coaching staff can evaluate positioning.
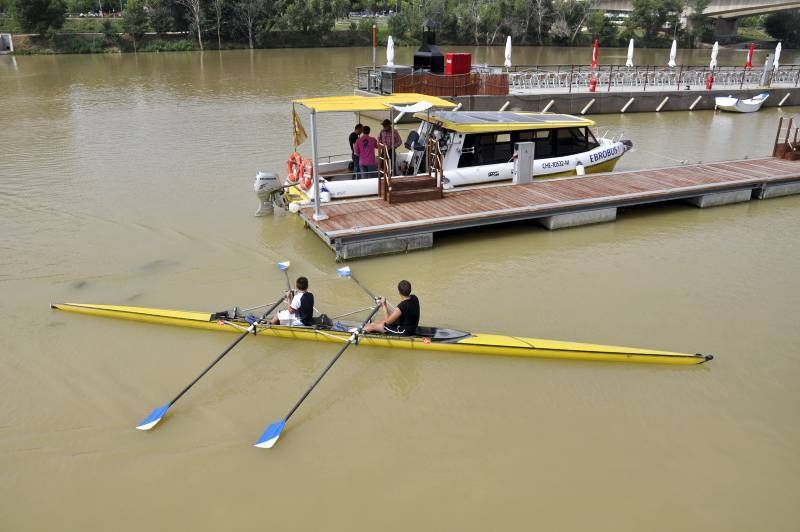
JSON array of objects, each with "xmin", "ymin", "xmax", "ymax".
[{"xmin": 51, "ymin": 302, "xmax": 713, "ymax": 365}]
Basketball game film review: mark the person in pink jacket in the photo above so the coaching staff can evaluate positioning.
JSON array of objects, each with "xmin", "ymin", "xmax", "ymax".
[{"xmin": 353, "ymin": 125, "xmax": 378, "ymax": 179}]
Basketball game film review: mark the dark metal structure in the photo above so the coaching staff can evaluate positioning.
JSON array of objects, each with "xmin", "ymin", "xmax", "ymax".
[{"xmin": 413, "ymin": 21, "xmax": 444, "ymax": 74}]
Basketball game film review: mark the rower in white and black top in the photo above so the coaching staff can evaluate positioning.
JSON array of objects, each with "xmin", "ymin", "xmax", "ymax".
[
  {"xmin": 364, "ymin": 280, "xmax": 420, "ymax": 336},
  {"xmin": 270, "ymin": 276, "xmax": 314, "ymax": 326}
]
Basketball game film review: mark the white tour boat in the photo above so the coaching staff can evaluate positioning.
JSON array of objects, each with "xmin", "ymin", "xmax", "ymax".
[{"xmin": 253, "ymin": 94, "xmax": 632, "ymax": 216}]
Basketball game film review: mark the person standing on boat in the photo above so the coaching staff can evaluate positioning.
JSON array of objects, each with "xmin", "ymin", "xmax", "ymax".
[
  {"xmin": 348, "ymin": 123, "xmax": 363, "ymax": 178},
  {"xmin": 364, "ymin": 280, "xmax": 419, "ymax": 336},
  {"xmin": 353, "ymin": 125, "xmax": 378, "ymax": 179},
  {"xmin": 270, "ymin": 276, "xmax": 314, "ymax": 327},
  {"xmin": 378, "ymin": 119, "xmax": 402, "ymax": 174}
]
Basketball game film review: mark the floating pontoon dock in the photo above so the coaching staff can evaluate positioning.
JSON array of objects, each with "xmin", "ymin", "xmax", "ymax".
[{"xmin": 298, "ymin": 155, "xmax": 800, "ymax": 260}]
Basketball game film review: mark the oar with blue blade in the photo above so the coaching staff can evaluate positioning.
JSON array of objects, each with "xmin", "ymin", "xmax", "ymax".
[
  {"xmin": 337, "ymin": 266, "xmax": 393, "ymax": 311},
  {"xmin": 254, "ymin": 300, "xmax": 381, "ymax": 449},
  {"xmin": 136, "ymin": 293, "xmax": 285, "ymax": 431},
  {"xmin": 136, "ymin": 262, "xmax": 291, "ymax": 431}
]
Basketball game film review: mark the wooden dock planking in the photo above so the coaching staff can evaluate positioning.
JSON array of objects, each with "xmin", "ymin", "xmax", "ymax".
[{"xmin": 298, "ymin": 157, "xmax": 800, "ymax": 258}]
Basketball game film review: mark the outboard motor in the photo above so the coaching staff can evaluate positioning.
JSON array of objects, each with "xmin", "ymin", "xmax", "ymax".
[{"xmin": 253, "ymin": 171, "xmax": 282, "ymax": 216}]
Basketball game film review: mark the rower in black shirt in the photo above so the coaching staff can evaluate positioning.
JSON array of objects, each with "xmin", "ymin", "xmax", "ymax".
[{"xmin": 364, "ymin": 280, "xmax": 419, "ymax": 336}]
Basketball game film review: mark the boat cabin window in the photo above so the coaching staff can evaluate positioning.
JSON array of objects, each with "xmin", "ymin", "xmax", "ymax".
[
  {"xmin": 555, "ymin": 127, "xmax": 598, "ymax": 156},
  {"xmin": 458, "ymin": 132, "xmax": 515, "ymax": 167},
  {"xmin": 457, "ymin": 127, "xmax": 600, "ymax": 168}
]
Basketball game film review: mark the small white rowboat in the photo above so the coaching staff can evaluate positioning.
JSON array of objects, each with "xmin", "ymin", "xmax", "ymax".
[{"xmin": 715, "ymin": 92, "xmax": 769, "ymax": 113}]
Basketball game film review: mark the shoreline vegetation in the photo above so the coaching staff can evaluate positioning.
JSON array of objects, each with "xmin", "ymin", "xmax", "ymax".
[{"xmin": 0, "ymin": 0, "xmax": 792, "ymax": 56}]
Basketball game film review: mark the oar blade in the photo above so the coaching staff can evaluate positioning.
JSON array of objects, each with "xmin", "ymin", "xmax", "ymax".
[
  {"xmin": 336, "ymin": 266, "xmax": 352, "ymax": 278},
  {"xmin": 276, "ymin": 261, "xmax": 291, "ymax": 271},
  {"xmin": 136, "ymin": 404, "xmax": 170, "ymax": 431},
  {"xmin": 254, "ymin": 420, "xmax": 286, "ymax": 449}
]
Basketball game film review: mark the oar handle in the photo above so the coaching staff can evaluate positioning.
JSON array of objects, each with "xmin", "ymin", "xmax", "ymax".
[{"xmin": 283, "ymin": 304, "xmax": 381, "ymax": 423}]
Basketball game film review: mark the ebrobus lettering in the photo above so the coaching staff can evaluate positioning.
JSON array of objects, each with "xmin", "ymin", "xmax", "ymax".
[{"xmin": 589, "ymin": 146, "xmax": 619, "ymax": 163}]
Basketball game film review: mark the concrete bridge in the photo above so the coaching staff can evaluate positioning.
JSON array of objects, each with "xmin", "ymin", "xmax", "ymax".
[
  {"xmin": 598, "ymin": 0, "xmax": 800, "ymax": 17},
  {"xmin": 597, "ymin": 0, "xmax": 800, "ymax": 41}
]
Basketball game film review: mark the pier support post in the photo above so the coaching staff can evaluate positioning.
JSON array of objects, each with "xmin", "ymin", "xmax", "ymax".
[
  {"xmin": 686, "ymin": 189, "xmax": 751, "ymax": 208},
  {"xmin": 758, "ymin": 181, "xmax": 800, "ymax": 199},
  {"xmin": 620, "ymin": 97, "xmax": 635, "ymax": 113},
  {"xmin": 335, "ymin": 233, "xmax": 433, "ymax": 260},
  {"xmin": 538, "ymin": 208, "xmax": 617, "ymax": 230}
]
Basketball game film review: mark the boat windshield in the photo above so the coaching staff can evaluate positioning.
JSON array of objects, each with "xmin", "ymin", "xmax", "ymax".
[{"xmin": 457, "ymin": 127, "xmax": 599, "ymax": 168}]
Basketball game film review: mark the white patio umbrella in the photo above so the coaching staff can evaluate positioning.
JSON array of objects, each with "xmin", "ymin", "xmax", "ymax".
[
  {"xmin": 386, "ymin": 36, "xmax": 395, "ymax": 67},
  {"xmin": 709, "ymin": 41, "xmax": 719, "ymax": 70},
  {"xmin": 668, "ymin": 39, "xmax": 677, "ymax": 68},
  {"xmin": 774, "ymin": 41, "xmax": 782, "ymax": 70},
  {"xmin": 504, "ymin": 36, "xmax": 512, "ymax": 68},
  {"xmin": 626, "ymin": 38, "xmax": 634, "ymax": 67}
]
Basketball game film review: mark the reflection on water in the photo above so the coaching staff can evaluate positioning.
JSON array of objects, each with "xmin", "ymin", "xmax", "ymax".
[{"xmin": 0, "ymin": 48, "xmax": 799, "ymax": 532}]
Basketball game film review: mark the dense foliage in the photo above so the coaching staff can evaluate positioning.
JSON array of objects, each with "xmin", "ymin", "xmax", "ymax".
[
  {"xmin": 11, "ymin": 0, "xmax": 66, "ymax": 33},
  {"xmin": 121, "ymin": 0, "xmax": 147, "ymax": 50},
  {"xmin": 3, "ymin": 0, "xmax": 770, "ymax": 52},
  {"xmin": 764, "ymin": 9, "xmax": 800, "ymax": 48}
]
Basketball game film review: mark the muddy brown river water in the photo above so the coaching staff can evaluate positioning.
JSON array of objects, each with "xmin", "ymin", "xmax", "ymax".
[{"xmin": 1, "ymin": 46, "xmax": 798, "ymax": 531}]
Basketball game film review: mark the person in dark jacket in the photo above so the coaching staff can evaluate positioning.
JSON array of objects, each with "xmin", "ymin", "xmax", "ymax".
[{"xmin": 348, "ymin": 124, "xmax": 363, "ymax": 177}]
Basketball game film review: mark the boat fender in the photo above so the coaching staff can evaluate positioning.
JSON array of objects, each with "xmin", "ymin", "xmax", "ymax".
[
  {"xmin": 286, "ymin": 152, "xmax": 302, "ymax": 183},
  {"xmin": 299, "ymin": 158, "xmax": 314, "ymax": 191}
]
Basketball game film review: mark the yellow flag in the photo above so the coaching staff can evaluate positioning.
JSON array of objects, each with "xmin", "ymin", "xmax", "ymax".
[{"xmin": 292, "ymin": 109, "xmax": 308, "ymax": 149}]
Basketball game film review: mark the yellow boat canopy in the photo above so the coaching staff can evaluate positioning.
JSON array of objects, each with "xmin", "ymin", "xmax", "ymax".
[
  {"xmin": 415, "ymin": 111, "xmax": 596, "ymax": 133},
  {"xmin": 293, "ymin": 93, "xmax": 457, "ymax": 113}
]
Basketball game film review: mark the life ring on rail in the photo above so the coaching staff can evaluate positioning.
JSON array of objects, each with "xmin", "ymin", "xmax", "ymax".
[
  {"xmin": 299, "ymin": 158, "xmax": 314, "ymax": 191},
  {"xmin": 286, "ymin": 152, "xmax": 303, "ymax": 183}
]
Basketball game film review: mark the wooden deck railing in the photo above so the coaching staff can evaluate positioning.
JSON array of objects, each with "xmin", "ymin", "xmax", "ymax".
[
  {"xmin": 427, "ymin": 137, "xmax": 444, "ymax": 191},
  {"xmin": 774, "ymin": 116, "xmax": 800, "ymax": 160},
  {"xmin": 377, "ymin": 140, "xmax": 444, "ymax": 204},
  {"xmin": 377, "ymin": 142, "xmax": 392, "ymax": 199}
]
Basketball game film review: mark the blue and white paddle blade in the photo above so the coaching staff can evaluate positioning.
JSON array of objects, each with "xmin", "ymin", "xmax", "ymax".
[
  {"xmin": 136, "ymin": 404, "xmax": 170, "ymax": 431},
  {"xmin": 254, "ymin": 420, "xmax": 286, "ymax": 449},
  {"xmin": 276, "ymin": 261, "xmax": 291, "ymax": 271},
  {"xmin": 336, "ymin": 266, "xmax": 352, "ymax": 278}
]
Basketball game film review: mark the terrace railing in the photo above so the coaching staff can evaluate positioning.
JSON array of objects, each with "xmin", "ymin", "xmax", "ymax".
[
  {"xmin": 357, "ymin": 64, "xmax": 800, "ymax": 97},
  {"xmin": 507, "ymin": 64, "xmax": 800, "ymax": 92}
]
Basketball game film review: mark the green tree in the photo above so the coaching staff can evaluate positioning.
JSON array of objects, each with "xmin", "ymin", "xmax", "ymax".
[
  {"xmin": 233, "ymin": 0, "xmax": 263, "ymax": 48},
  {"xmin": 280, "ymin": 0, "xmax": 335, "ymax": 34},
  {"xmin": 176, "ymin": 0, "xmax": 203, "ymax": 50},
  {"xmin": 685, "ymin": 0, "xmax": 711, "ymax": 46},
  {"xmin": 211, "ymin": 0, "xmax": 226, "ymax": 48},
  {"xmin": 764, "ymin": 9, "xmax": 800, "ymax": 48},
  {"xmin": 122, "ymin": 0, "xmax": 148, "ymax": 51},
  {"xmin": 150, "ymin": 4, "xmax": 174, "ymax": 34},
  {"xmin": 66, "ymin": 0, "xmax": 95, "ymax": 14},
  {"xmin": 100, "ymin": 17, "xmax": 117, "ymax": 44},
  {"xmin": 11, "ymin": 0, "xmax": 66, "ymax": 33},
  {"xmin": 586, "ymin": 9, "xmax": 617, "ymax": 45},
  {"xmin": 627, "ymin": 0, "xmax": 684, "ymax": 44},
  {"xmin": 483, "ymin": 0, "xmax": 514, "ymax": 45}
]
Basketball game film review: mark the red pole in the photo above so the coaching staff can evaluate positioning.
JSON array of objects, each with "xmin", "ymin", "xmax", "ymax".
[{"xmin": 372, "ymin": 24, "xmax": 377, "ymax": 66}]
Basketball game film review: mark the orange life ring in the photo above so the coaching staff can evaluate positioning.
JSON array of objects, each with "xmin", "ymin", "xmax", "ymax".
[
  {"xmin": 299, "ymin": 158, "xmax": 314, "ymax": 191},
  {"xmin": 286, "ymin": 152, "xmax": 302, "ymax": 183}
]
